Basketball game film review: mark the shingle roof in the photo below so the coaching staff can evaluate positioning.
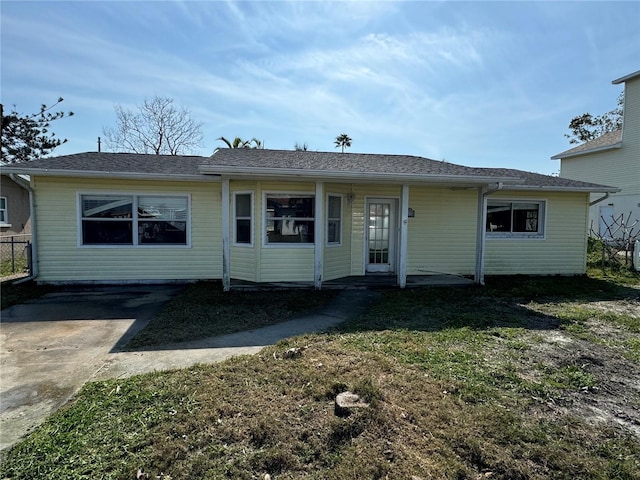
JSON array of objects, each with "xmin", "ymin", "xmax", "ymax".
[
  {"xmin": 0, "ymin": 152, "xmax": 206, "ymax": 177},
  {"xmin": 0, "ymin": 150, "xmax": 618, "ymax": 192},
  {"xmin": 551, "ymin": 130, "xmax": 622, "ymax": 159}
]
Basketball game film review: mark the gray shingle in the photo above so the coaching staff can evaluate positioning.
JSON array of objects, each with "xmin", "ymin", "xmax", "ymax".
[{"xmin": 551, "ymin": 130, "xmax": 622, "ymax": 159}]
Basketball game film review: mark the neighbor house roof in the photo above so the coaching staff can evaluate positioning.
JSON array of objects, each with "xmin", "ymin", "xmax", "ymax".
[
  {"xmin": 1, "ymin": 150, "xmax": 619, "ymax": 192},
  {"xmin": 612, "ymin": 70, "xmax": 640, "ymax": 85},
  {"xmin": 550, "ymin": 130, "xmax": 623, "ymax": 160}
]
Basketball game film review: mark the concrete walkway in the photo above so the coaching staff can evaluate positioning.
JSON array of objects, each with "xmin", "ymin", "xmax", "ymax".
[{"xmin": 0, "ymin": 286, "xmax": 379, "ymax": 452}]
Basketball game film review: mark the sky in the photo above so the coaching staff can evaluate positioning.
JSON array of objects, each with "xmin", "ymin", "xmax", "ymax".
[{"xmin": 1, "ymin": 1, "xmax": 639, "ymax": 175}]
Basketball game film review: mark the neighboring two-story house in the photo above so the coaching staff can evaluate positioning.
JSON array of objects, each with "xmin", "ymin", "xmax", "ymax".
[{"xmin": 552, "ymin": 70, "xmax": 640, "ymax": 238}]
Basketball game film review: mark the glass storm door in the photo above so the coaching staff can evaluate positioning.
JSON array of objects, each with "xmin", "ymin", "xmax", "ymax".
[{"xmin": 366, "ymin": 199, "xmax": 396, "ymax": 273}]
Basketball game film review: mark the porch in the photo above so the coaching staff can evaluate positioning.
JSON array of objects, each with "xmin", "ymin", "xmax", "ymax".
[{"xmin": 230, "ymin": 274, "xmax": 474, "ymax": 290}]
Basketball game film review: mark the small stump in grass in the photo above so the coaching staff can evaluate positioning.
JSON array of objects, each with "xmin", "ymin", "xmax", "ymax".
[{"xmin": 334, "ymin": 391, "xmax": 369, "ymax": 417}]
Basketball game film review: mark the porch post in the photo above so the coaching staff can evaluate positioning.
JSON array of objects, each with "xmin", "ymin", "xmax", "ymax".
[
  {"xmin": 314, "ymin": 181, "xmax": 324, "ymax": 289},
  {"xmin": 398, "ymin": 184, "xmax": 409, "ymax": 288},
  {"xmin": 221, "ymin": 178, "xmax": 231, "ymax": 291},
  {"xmin": 474, "ymin": 186, "xmax": 488, "ymax": 285}
]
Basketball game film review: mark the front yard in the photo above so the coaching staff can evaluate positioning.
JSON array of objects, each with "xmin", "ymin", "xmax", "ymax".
[{"xmin": 1, "ymin": 274, "xmax": 639, "ymax": 479}]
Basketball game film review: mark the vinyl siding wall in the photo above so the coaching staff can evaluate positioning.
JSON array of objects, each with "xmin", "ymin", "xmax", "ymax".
[
  {"xmin": 33, "ymin": 176, "xmax": 222, "ymax": 283},
  {"xmin": 560, "ymin": 76, "xmax": 640, "ymax": 228},
  {"xmin": 485, "ymin": 191, "xmax": 589, "ymax": 275},
  {"xmin": 406, "ymin": 187, "xmax": 477, "ymax": 276}
]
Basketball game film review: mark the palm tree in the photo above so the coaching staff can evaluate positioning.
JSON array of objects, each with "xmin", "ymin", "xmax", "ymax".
[
  {"xmin": 214, "ymin": 136, "xmax": 264, "ymax": 152},
  {"xmin": 334, "ymin": 133, "xmax": 352, "ymax": 153}
]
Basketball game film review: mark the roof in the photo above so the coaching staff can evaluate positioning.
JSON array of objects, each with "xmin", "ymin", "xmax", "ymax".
[
  {"xmin": 0, "ymin": 152, "xmax": 212, "ymax": 182},
  {"xmin": 0, "ymin": 150, "xmax": 619, "ymax": 193},
  {"xmin": 550, "ymin": 130, "xmax": 622, "ymax": 160},
  {"xmin": 612, "ymin": 70, "xmax": 640, "ymax": 85}
]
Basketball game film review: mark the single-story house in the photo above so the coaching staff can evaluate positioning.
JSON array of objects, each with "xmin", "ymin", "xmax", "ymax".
[{"xmin": 1, "ymin": 149, "xmax": 618, "ymax": 289}]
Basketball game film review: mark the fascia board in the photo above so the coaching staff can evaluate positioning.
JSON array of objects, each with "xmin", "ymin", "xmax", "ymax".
[
  {"xmin": 200, "ymin": 165, "xmax": 523, "ymax": 185},
  {"xmin": 505, "ymin": 185, "xmax": 621, "ymax": 193},
  {"xmin": 550, "ymin": 142, "xmax": 622, "ymax": 160},
  {"xmin": 0, "ymin": 168, "xmax": 221, "ymax": 182}
]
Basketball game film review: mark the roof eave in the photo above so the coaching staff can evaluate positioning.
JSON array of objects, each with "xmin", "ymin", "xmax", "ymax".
[
  {"xmin": 199, "ymin": 165, "xmax": 523, "ymax": 185},
  {"xmin": 506, "ymin": 185, "xmax": 620, "ymax": 193},
  {"xmin": 550, "ymin": 142, "xmax": 622, "ymax": 160},
  {"xmin": 1, "ymin": 168, "xmax": 221, "ymax": 182},
  {"xmin": 612, "ymin": 70, "xmax": 640, "ymax": 84}
]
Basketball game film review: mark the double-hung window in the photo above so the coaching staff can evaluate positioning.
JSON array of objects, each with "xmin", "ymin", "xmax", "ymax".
[
  {"xmin": 0, "ymin": 197, "xmax": 8, "ymax": 225},
  {"xmin": 234, "ymin": 193, "xmax": 253, "ymax": 245},
  {"xmin": 327, "ymin": 195, "xmax": 342, "ymax": 245},
  {"xmin": 486, "ymin": 200, "xmax": 545, "ymax": 238},
  {"xmin": 80, "ymin": 194, "xmax": 189, "ymax": 246},
  {"xmin": 265, "ymin": 194, "xmax": 315, "ymax": 244}
]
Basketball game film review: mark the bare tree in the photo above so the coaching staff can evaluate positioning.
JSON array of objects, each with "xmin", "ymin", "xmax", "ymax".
[{"xmin": 103, "ymin": 97, "xmax": 203, "ymax": 155}]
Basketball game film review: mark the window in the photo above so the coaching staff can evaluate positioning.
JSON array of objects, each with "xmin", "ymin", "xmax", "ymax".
[
  {"xmin": 0, "ymin": 197, "xmax": 7, "ymax": 224},
  {"xmin": 234, "ymin": 193, "xmax": 253, "ymax": 245},
  {"xmin": 80, "ymin": 194, "xmax": 188, "ymax": 246},
  {"xmin": 265, "ymin": 194, "xmax": 314, "ymax": 244},
  {"xmin": 486, "ymin": 200, "xmax": 545, "ymax": 237},
  {"xmin": 327, "ymin": 195, "xmax": 342, "ymax": 245}
]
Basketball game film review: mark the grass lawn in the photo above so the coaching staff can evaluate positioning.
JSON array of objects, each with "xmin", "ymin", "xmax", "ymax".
[
  {"xmin": 2, "ymin": 272, "xmax": 638, "ymax": 479},
  {"xmin": 125, "ymin": 281, "xmax": 339, "ymax": 348}
]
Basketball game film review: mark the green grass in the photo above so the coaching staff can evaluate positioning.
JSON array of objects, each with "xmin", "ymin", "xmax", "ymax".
[
  {"xmin": 1, "ymin": 280, "xmax": 57, "ymax": 310},
  {"xmin": 1, "ymin": 275, "xmax": 639, "ymax": 479},
  {"xmin": 125, "ymin": 281, "xmax": 338, "ymax": 348},
  {"xmin": 0, "ymin": 256, "xmax": 28, "ymax": 277}
]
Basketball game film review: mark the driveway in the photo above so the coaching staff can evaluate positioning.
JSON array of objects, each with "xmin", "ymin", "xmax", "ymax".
[{"xmin": 0, "ymin": 285, "xmax": 378, "ymax": 452}]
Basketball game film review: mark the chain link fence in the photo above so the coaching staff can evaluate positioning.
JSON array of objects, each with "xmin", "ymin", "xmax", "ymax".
[{"xmin": 0, "ymin": 234, "xmax": 32, "ymax": 280}]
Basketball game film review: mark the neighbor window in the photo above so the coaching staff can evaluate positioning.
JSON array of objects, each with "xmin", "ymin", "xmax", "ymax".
[
  {"xmin": 0, "ymin": 197, "xmax": 7, "ymax": 224},
  {"xmin": 80, "ymin": 194, "xmax": 189, "ymax": 246},
  {"xmin": 265, "ymin": 194, "xmax": 315, "ymax": 244},
  {"xmin": 486, "ymin": 200, "xmax": 545, "ymax": 237},
  {"xmin": 327, "ymin": 195, "xmax": 342, "ymax": 245},
  {"xmin": 234, "ymin": 192, "xmax": 253, "ymax": 245}
]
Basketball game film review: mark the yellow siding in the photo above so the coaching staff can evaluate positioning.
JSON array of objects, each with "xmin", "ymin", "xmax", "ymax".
[
  {"xmin": 407, "ymin": 187, "xmax": 477, "ymax": 276},
  {"xmin": 323, "ymin": 184, "xmax": 353, "ymax": 281},
  {"xmin": 485, "ymin": 191, "xmax": 589, "ymax": 275},
  {"xmin": 34, "ymin": 176, "xmax": 222, "ymax": 282}
]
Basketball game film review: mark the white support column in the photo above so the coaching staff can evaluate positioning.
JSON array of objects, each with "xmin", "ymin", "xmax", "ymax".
[
  {"xmin": 314, "ymin": 181, "xmax": 324, "ymax": 289},
  {"xmin": 221, "ymin": 178, "xmax": 231, "ymax": 291},
  {"xmin": 474, "ymin": 186, "xmax": 488, "ymax": 285},
  {"xmin": 398, "ymin": 184, "xmax": 409, "ymax": 288}
]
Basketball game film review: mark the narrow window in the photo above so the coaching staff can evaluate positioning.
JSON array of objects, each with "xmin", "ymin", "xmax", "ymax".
[
  {"xmin": 327, "ymin": 195, "xmax": 341, "ymax": 244},
  {"xmin": 234, "ymin": 193, "xmax": 252, "ymax": 245},
  {"xmin": 265, "ymin": 194, "xmax": 315, "ymax": 244},
  {"xmin": 0, "ymin": 197, "xmax": 7, "ymax": 224},
  {"xmin": 486, "ymin": 200, "xmax": 544, "ymax": 237}
]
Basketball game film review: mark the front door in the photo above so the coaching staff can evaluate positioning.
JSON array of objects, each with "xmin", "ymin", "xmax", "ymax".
[{"xmin": 366, "ymin": 199, "xmax": 397, "ymax": 273}]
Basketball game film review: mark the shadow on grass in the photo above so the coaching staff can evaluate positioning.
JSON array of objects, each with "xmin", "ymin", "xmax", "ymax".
[{"xmin": 333, "ymin": 275, "xmax": 639, "ymax": 334}]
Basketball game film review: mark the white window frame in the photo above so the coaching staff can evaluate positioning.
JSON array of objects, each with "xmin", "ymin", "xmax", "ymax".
[
  {"xmin": 486, "ymin": 199, "xmax": 546, "ymax": 240},
  {"xmin": 263, "ymin": 192, "xmax": 315, "ymax": 248},
  {"xmin": 77, "ymin": 192, "xmax": 191, "ymax": 248},
  {"xmin": 233, "ymin": 191, "xmax": 254, "ymax": 247},
  {"xmin": 0, "ymin": 196, "xmax": 8, "ymax": 225},
  {"xmin": 326, "ymin": 193, "xmax": 342, "ymax": 246}
]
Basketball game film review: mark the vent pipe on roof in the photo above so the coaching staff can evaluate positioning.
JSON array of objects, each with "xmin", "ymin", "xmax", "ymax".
[{"xmin": 97, "ymin": 136, "xmax": 101, "ymax": 152}]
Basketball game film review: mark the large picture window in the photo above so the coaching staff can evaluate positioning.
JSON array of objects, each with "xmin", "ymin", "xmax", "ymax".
[
  {"xmin": 265, "ymin": 194, "xmax": 314, "ymax": 244},
  {"xmin": 486, "ymin": 200, "xmax": 545, "ymax": 237},
  {"xmin": 80, "ymin": 194, "xmax": 189, "ymax": 246}
]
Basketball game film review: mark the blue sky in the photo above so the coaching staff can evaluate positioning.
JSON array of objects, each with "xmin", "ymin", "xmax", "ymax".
[{"xmin": 1, "ymin": 1, "xmax": 638, "ymax": 175}]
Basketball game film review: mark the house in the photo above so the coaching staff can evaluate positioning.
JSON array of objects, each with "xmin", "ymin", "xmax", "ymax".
[
  {"xmin": 1, "ymin": 150, "xmax": 617, "ymax": 289},
  {"xmin": 552, "ymin": 70, "xmax": 640, "ymax": 237},
  {"xmin": 0, "ymin": 171, "xmax": 31, "ymax": 237}
]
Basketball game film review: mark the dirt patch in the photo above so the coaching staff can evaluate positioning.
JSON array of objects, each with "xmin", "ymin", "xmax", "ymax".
[{"xmin": 522, "ymin": 315, "xmax": 640, "ymax": 439}]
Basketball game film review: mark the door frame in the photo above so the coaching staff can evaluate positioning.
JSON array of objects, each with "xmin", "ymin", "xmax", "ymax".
[{"xmin": 364, "ymin": 197, "xmax": 399, "ymax": 274}]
